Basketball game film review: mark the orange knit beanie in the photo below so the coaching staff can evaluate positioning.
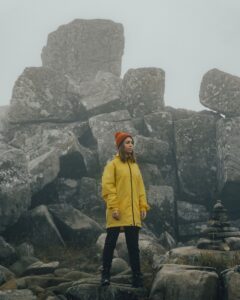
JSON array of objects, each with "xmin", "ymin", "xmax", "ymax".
[{"xmin": 115, "ymin": 131, "xmax": 133, "ymax": 148}]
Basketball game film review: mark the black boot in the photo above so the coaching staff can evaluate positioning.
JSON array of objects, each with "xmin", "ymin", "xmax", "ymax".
[
  {"xmin": 101, "ymin": 269, "xmax": 110, "ymax": 286},
  {"xmin": 132, "ymin": 272, "xmax": 144, "ymax": 288}
]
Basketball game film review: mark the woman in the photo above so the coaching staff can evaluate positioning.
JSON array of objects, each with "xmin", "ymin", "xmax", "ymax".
[{"xmin": 101, "ymin": 131, "xmax": 150, "ymax": 288}]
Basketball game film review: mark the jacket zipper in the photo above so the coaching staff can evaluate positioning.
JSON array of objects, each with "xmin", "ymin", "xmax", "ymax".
[{"xmin": 127, "ymin": 160, "xmax": 135, "ymax": 226}]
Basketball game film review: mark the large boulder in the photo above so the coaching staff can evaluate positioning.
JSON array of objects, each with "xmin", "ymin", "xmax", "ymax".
[
  {"xmin": 175, "ymin": 113, "xmax": 219, "ymax": 205},
  {"xmin": 0, "ymin": 142, "xmax": 31, "ymax": 232},
  {"xmin": 216, "ymin": 116, "xmax": 240, "ymax": 217},
  {"xmin": 89, "ymin": 110, "xmax": 137, "ymax": 168},
  {"xmin": 8, "ymin": 124, "xmax": 97, "ymax": 194},
  {"xmin": 70, "ymin": 71, "xmax": 123, "ymax": 117},
  {"xmin": 5, "ymin": 205, "xmax": 65, "ymax": 248},
  {"xmin": 8, "ymin": 67, "xmax": 85, "ymax": 124},
  {"xmin": 122, "ymin": 67, "xmax": 165, "ymax": 117},
  {"xmin": 150, "ymin": 264, "xmax": 219, "ymax": 300},
  {"xmin": 48, "ymin": 204, "xmax": 103, "ymax": 246},
  {"xmin": 146, "ymin": 185, "xmax": 175, "ymax": 237},
  {"xmin": 200, "ymin": 68, "xmax": 240, "ymax": 117},
  {"xmin": 221, "ymin": 266, "xmax": 240, "ymax": 300},
  {"xmin": 41, "ymin": 19, "xmax": 124, "ymax": 83}
]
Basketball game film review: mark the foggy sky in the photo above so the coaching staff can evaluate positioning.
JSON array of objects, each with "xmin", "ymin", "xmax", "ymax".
[{"xmin": 1, "ymin": 0, "xmax": 240, "ymax": 111}]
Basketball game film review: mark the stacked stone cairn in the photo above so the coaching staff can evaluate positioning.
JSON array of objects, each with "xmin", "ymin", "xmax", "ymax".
[{"xmin": 197, "ymin": 200, "xmax": 240, "ymax": 251}]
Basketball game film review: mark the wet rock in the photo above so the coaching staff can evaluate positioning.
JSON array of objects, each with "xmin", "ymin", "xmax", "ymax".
[
  {"xmin": 122, "ymin": 68, "xmax": 165, "ymax": 117},
  {"xmin": 0, "ymin": 142, "xmax": 31, "ymax": 232},
  {"xmin": 0, "ymin": 289, "xmax": 36, "ymax": 300},
  {"xmin": 175, "ymin": 113, "xmax": 218, "ymax": 205},
  {"xmin": 200, "ymin": 68, "xmax": 240, "ymax": 117},
  {"xmin": 23, "ymin": 260, "xmax": 59, "ymax": 276},
  {"xmin": 150, "ymin": 264, "xmax": 219, "ymax": 300},
  {"xmin": 42, "ymin": 19, "xmax": 124, "ymax": 83},
  {"xmin": 48, "ymin": 204, "xmax": 103, "ymax": 246},
  {"xmin": 89, "ymin": 110, "xmax": 137, "ymax": 168},
  {"xmin": 8, "ymin": 67, "xmax": 85, "ymax": 124},
  {"xmin": 5, "ymin": 205, "xmax": 65, "ymax": 248}
]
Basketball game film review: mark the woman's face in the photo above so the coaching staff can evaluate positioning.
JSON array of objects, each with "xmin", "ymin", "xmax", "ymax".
[{"xmin": 123, "ymin": 137, "xmax": 134, "ymax": 154}]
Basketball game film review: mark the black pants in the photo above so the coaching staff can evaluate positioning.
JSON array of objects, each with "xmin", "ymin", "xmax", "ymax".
[{"xmin": 102, "ymin": 226, "xmax": 141, "ymax": 274}]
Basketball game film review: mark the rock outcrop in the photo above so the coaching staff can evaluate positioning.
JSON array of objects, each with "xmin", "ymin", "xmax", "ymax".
[{"xmin": 41, "ymin": 19, "xmax": 124, "ymax": 83}]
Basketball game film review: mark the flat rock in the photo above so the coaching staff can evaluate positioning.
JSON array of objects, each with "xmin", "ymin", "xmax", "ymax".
[{"xmin": 23, "ymin": 260, "xmax": 59, "ymax": 276}]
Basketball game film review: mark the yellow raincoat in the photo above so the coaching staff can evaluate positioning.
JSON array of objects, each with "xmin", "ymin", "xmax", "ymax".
[{"xmin": 102, "ymin": 154, "xmax": 150, "ymax": 228}]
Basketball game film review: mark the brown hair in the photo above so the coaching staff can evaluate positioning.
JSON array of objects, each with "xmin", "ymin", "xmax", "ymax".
[{"xmin": 118, "ymin": 137, "xmax": 136, "ymax": 163}]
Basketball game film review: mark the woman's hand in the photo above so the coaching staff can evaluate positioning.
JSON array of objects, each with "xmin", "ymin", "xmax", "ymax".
[
  {"xmin": 140, "ymin": 210, "xmax": 147, "ymax": 220},
  {"xmin": 112, "ymin": 210, "xmax": 120, "ymax": 220}
]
